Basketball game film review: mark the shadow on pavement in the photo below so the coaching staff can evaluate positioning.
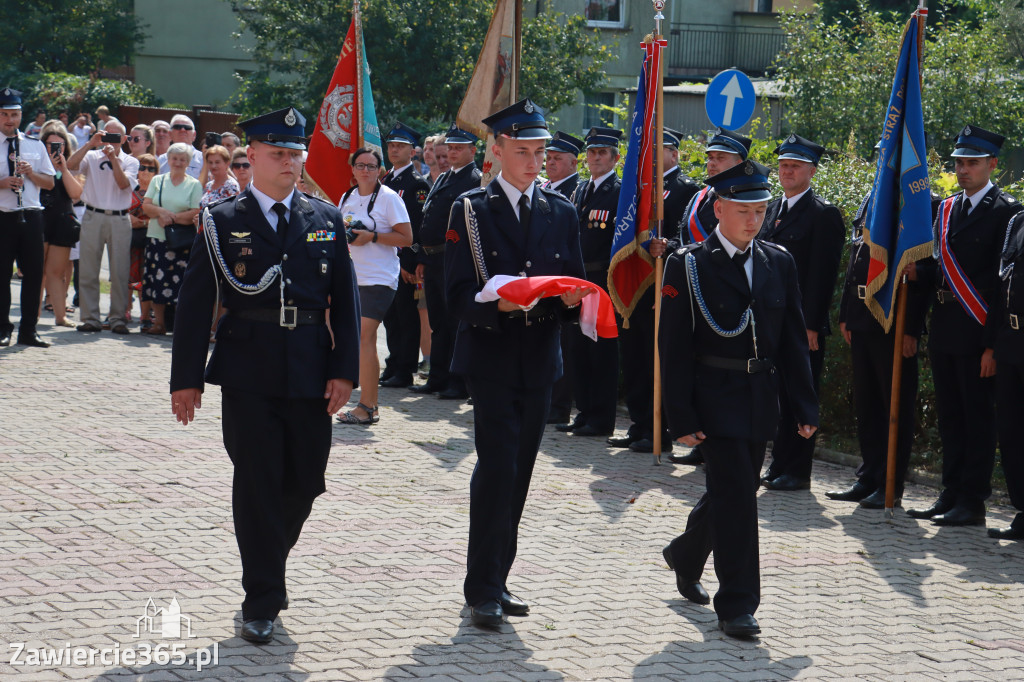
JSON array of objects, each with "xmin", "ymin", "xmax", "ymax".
[{"xmin": 383, "ymin": 608, "xmax": 562, "ymax": 680}]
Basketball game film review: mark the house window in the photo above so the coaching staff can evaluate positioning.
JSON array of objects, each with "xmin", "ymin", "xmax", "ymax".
[
  {"xmin": 582, "ymin": 92, "xmax": 617, "ymax": 131},
  {"xmin": 586, "ymin": 0, "xmax": 626, "ymax": 28}
]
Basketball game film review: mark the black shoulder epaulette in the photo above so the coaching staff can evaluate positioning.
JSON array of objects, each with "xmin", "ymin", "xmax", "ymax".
[
  {"xmin": 302, "ymin": 192, "xmax": 336, "ymax": 208},
  {"xmin": 205, "ymin": 195, "xmax": 234, "ymax": 210},
  {"xmin": 674, "ymin": 242, "xmax": 702, "ymax": 256},
  {"xmin": 759, "ymin": 239, "xmax": 788, "ymax": 253}
]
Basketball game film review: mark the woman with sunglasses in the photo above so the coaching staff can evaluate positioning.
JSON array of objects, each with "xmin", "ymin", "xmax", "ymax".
[
  {"xmin": 38, "ymin": 122, "xmax": 82, "ymax": 328},
  {"xmin": 129, "ymin": 153, "xmax": 159, "ymax": 328},
  {"xmin": 336, "ymin": 147, "xmax": 413, "ymax": 425},
  {"xmin": 230, "ymin": 147, "xmax": 252, "ymax": 189},
  {"xmin": 127, "ymin": 125, "xmax": 154, "ymax": 158}
]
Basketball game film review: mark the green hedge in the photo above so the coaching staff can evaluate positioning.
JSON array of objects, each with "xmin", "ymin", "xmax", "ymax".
[{"xmin": 1, "ymin": 69, "xmax": 159, "ymax": 119}]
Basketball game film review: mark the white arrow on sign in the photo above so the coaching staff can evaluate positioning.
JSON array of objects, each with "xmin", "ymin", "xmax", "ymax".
[{"xmin": 719, "ymin": 74, "xmax": 744, "ymax": 128}]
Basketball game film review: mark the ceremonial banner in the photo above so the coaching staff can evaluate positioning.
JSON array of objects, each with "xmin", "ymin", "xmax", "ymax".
[
  {"xmin": 607, "ymin": 39, "xmax": 664, "ymax": 323},
  {"xmin": 456, "ymin": 0, "xmax": 518, "ymax": 185},
  {"xmin": 862, "ymin": 8, "xmax": 932, "ymax": 331},
  {"xmin": 306, "ymin": 2, "xmax": 382, "ymax": 205}
]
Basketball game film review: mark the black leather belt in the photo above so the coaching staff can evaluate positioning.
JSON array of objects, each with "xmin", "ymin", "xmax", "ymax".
[
  {"xmin": 85, "ymin": 204, "xmax": 129, "ymax": 216},
  {"xmin": 936, "ymin": 289, "xmax": 957, "ymax": 304},
  {"xmin": 231, "ymin": 308, "xmax": 325, "ymax": 329},
  {"xmin": 698, "ymin": 355, "xmax": 774, "ymax": 374},
  {"xmin": 421, "ymin": 243, "xmax": 445, "ymax": 256},
  {"xmin": 584, "ymin": 260, "xmax": 609, "ymax": 272}
]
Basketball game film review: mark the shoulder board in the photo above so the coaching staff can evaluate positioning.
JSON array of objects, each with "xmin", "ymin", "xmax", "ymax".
[
  {"xmin": 819, "ymin": 197, "xmax": 831, "ymax": 205},
  {"xmin": 674, "ymin": 243, "xmax": 702, "ymax": 256},
  {"xmin": 206, "ymin": 195, "xmax": 233, "ymax": 209},
  {"xmin": 760, "ymin": 240, "xmax": 788, "ymax": 253},
  {"xmin": 538, "ymin": 185, "xmax": 569, "ymax": 199},
  {"xmin": 999, "ymin": 190, "xmax": 1017, "ymax": 204},
  {"xmin": 943, "ymin": 192, "xmax": 959, "ymax": 202},
  {"xmin": 302, "ymin": 192, "xmax": 335, "ymax": 208}
]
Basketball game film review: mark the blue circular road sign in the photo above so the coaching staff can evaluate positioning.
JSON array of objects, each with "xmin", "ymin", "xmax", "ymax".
[{"xmin": 704, "ymin": 69, "xmax": 756, "ymax": 130}]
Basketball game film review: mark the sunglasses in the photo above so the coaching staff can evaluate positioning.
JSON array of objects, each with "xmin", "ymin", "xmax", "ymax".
[
  {"xmin": 171, "ymin": 124, "xmax": 193, "ymax": 131},
  {"xmin": 353, "ymin": 163, "xmax": 379, "ymax": 171},
  {"xmin": 129, "ymin": 135, "xmax": 148, "ymax": 143},
  {"xmin": 139, "ymin": 165, "xmax": 159, "ymax": 173},
  {"xmin": 231, "ymin": 162, "xmax": 251, "ymax": 169}
]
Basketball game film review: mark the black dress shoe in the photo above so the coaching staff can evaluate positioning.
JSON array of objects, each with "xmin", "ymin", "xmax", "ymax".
[
  {"xmin": 546, "ymin": 413, "xmax": 570, "ymax": 425},
  {"xmin": 240, "ymin": 618, "xmax": 274, "ymax": 644},
  {"xmin": 859, "ymin": 489, "xmax": 901, "ymax": 509},
  {"xmin": 825, "ymin": 481, "xmax": 873, "ymax": 502},
  {"xmin": 668, "ymin": 449, "xmax": 704, "ymax": 465},
  {"xmin": 719, "ymin": 614, "xmax": 760, "ymax": 638},
  {"xmin": 470, "ymin": 599, "xmax": 503, "ymax": 627},
  {"xmin": 380, "ymin": 375, "xmax": 413, "ymax": 388},
  {"xmin": 409, "ymin": 382, "xmax": 442, "ymax": 394},
  {"xmin": 932, "ymin": 505, "xmax": 985, "ymax": 527},
  {"xmin": 499, "ymin": 591, "xmax": 529, "ymax": 616},
  {"xmin": 988, "ymin": 525, "xmax": 1024, "ymax": 540},
  {"xmin": 606, "ymin": 433, "xmax": 641, "ymax": 448},
  {"xmin": 281, "ymin": 592, "xmax": 289, "ymax": 610},
  {"xmin": 906, "ymin": 495, "xmax": 955, "ymax": 519},
  {"xmin": 569, "ymin": 425, "xmax": 612, "ymax": 438},
  {"xmin": 629, "ymin": 438, "xmax": 672, "ymax": 453},
  {"xmin": 379, "ymin": 370, "xmax": 394, "ymax": 384},
  {"xmin": 17, "ymin": 333, "xmax": 50, "ymax": 348},
  {"xmin": 555, "ymin": 420, "xmax": 585, "ymax": 433},
  {"xmin": 437, "ymin": 388, "xmax": 469, "ymax": 400},
  {"xmin": 0, "ymin": 334, "xmax": 11, "ymax": 347},
  {"xmin": 661, "ymin": 546, "xmax": 710, "ymax": 605},
  {"xmin": 762, "ymin": 474, "xmax": 810, "ymax": 491}
]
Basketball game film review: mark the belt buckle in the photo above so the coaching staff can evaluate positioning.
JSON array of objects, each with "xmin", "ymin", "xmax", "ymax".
[
  {"xmin": 1012, "ymin": 314, "xmax": 1020, "ymax": 330},
  {"xmin": 857, "ymin": 285, "xmax": 867, "ymax": 300},
  {"xmin": 746, "ymin": 358, "xmax": 757, "ymax": 374},
  {"xmin": 280, "ymin": 306, "xmax": 298, "ymax": 329}
]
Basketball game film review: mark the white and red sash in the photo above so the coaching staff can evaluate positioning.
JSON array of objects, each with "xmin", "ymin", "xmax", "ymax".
[
  {"xmin": 937, "ymin": 195, "xmax": 988, "ymax": 325},
  {"xmin": 686, "ymin": 187, "xmax": 711, "ymax": 243}
]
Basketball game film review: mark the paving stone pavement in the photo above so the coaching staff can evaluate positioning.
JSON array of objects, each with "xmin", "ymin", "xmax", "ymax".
[{"xmin": 2, "ymin": 285, "xmax": 1023, "ymax": 681}]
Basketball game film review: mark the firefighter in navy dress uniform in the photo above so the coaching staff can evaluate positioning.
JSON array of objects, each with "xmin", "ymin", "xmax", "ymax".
[
  {"xmin": 990, "ymin": 212, "xmax": 1024, "ymax": 540},
  {"xmin": 669, "ymin": 127, "xmax": 751, "ymax": 466},
  {"xmin": 909, "ymin": 125, "xmax": 1022, "ymax": 526},
  {"xmin": 411, "ymin": 124, "xmax": 482, "ymax": 400},
  {"xmin": 169, "ymin": 107, "xmax": 361, "ymax": 644},
  {"xmin": 609, "ymin": 127, "xmax": 700, "ymax": 453},
  {"xmin": 542, "ymin": 130, "xmax": 585, "ymax": 425},
  {"xmin": 444, "ymin": 99, "xmax": 586, "ymax": 626},
  {"xmin": 557, "ymin": 127, "xmax": 621, "ymax": 438},
  {"xmin": 659, "ymin": 160, "xmax": 818, "ymax": 638},
  {"xmin": 758, "ymin": 134, "xmax": 845, "ymax": 491},
  {"xmin": 379, "ymin": 122, "xmax": 431, "ymax": 388}
]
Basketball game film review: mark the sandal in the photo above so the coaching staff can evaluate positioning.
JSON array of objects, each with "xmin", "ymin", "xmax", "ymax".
[
  {"xmin": 44, "ymin": 303, "xmax": 54, "ymax": 312},
  {"xmin": 336, "ymin": 402, "xmax": 379, "ymax": 425},
  {"xmin": 143, "ymin": 324, "xmax": 167, "ymax": 335}
]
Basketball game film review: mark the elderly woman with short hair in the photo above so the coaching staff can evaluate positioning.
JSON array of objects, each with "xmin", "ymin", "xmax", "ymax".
[
  {"xmin": 141, "ymin": 142, "xmax": 201, "ymax": 335},
  {"xmin": 200, "ymin": 145, "xmax": 239, "ymax": 209},
  {"xmin": 230, "ymin": 147, "xmax": 251, "ymax": 189}
]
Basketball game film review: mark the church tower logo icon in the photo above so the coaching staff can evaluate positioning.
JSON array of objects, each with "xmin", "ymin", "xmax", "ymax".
[{"xmin": 134, "ymin": 597, "xmax": 196, "ymax": 639}]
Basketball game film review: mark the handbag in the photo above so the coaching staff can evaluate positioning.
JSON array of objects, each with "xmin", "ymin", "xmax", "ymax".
[{"xmin": 157, "ymin": 176, "xmax": 196, "ymax": 251}]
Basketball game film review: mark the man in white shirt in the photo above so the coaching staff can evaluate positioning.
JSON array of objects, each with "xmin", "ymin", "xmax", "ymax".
[
  {"xmin": 157, "ymin": 115, "xmax": 203, "ymax": 178},
  {"xmin": 67, "ymin": 121, "xmax": 139, "ymax": 334},
  {"xmin": 0, "ymin": 87, "xmax": 55, "ymax": 347}
]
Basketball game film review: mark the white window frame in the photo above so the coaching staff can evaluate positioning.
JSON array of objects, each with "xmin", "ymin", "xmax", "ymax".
[{"xmin": 586, "ymin": 0, "xmax": 628, "ymax": 29}]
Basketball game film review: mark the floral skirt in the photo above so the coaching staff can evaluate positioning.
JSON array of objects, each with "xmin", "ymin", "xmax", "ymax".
[{"xmin": 142, "ymin": 238, "xmax": 190, "ymax": 305}]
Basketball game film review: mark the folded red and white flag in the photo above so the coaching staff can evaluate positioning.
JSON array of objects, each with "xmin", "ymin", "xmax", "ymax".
[{"xmin": 474, "ymin": 275, "xmax": 618, "ymax": 341}]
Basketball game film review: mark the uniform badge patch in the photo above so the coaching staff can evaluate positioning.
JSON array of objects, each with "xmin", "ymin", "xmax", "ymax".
[
  {"xmin": 306, "ymin": 230, "xmax": 336, "ymax": 242},
  {"xmin": 234, "ymin": 262, "xmax": 246, "ymax": 278},
  {"xmin": 416, "ymin": 190, "xmax": 427, "ymax": 203},
  {"xmin": 445, "ymin": 229, "xmax": 459, "ymax": 243},
  {"xmin": 231, "ymin": 232, "xmax": 250, "ymax": 239},
  {"xmin": 662, "ymin": 285, "xmax": 678, "ymax": 298},
  {"xmin": 239, "ymin": 247, "xmax": 253, "ymax": 257}
]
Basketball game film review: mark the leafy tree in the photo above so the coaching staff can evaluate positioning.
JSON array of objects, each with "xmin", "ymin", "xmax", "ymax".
[
  {"xmin": 775, "ymin": 1, "xmax": 1024, "ymax": 163},
  {"xmin": 23, "ymin": 72, "xmax": 159, "ymax": 118},
  {"xmin": 1, "ymin": 0, "xmax": 144, "ymax": 74},
  {"xmin": 228, "ymin": 0, "xmax": 609, "ymax": 131}
]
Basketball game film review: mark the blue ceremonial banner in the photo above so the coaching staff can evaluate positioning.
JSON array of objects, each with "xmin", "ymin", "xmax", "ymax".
[
  {"xmin": 862, "ymin": 8, "xmax": 933, "ymax": 331},
  {"xmin": 608, "ymin": 39, "xmax": 662, "ymax": 322}
]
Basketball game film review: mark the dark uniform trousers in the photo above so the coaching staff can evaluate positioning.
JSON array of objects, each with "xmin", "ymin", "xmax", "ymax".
[
  {"xmin": 170, "ymin": 188, "xmax": 361, "ymax": 622},
  {"xmin": 419, "ymin": 163, "xmax": 482, "ymax": 391},
  {"xmin": 445, "ymin": 181, "xmax": 585, "ymax": 606},
  {"xmin": 924, "ymin": 186, "xmax": 1020, "ymax": 507},
  {"xmin": 995, "ymin": 213, "xmax": 1024, "ymax": 528},
  {"xmin": 0, "ymin": 210, "xmax": 44, "ymax": 338},
  {"xmin": 546, "ymin": 175, "xmax": 579, "ymax": 422},
  {"xmin": 382, "ymin": 167, "xmax": 430, "ymax": 382},
  {"xmin": 569, "ymin": 176, "xmax": 620, "ymax": 432},
  {"xmin": 660, "ymin": 233, "xmax": 817, "ymax": 620},
  {"xmin": 759, "ymin": 189, "xmax": 845, "ymax": 480}
]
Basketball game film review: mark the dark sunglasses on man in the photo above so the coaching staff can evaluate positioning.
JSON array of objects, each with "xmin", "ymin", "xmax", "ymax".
[
  {"xmin": 231, "ymin": 162, "xmax": 251, "ymax": 169},
  {"xmin": 171, "ymin": 124, "xmax": 193, "ymax": 131}
]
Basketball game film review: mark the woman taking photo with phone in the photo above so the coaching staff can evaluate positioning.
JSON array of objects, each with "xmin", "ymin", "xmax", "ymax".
[
  {"xmin": 336, "ymin": 147, "xmax": 412, "ymax": 425},
  {"xmin": 39, "ymin": 123, "xmax": 82, "ymax": 327}
]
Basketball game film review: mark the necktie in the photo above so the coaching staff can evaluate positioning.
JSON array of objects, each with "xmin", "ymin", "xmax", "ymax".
[
  {"xmin": 581, "ymin": 181, "xmax": 595, "ymax": 206},
  {"xmin": 518, "ymin": 193, "xmax": 531, "ymax": 228},
  {"xmin": 272, "ymin": 202, "xmax": 288, "ymax": 248},
  {"xmin": 959, "ymin": 195, "xmax": 971, "ymax": 221},
  {"xmin": 777, "ymin": 200, "xmax": 789, "ymax": 223},
  {"xmin": 732, "ymin": 249, "xmax": 751, "ymax": 267},
  {"xmin": 5, "ymin": 138, "xmax": 14, "ymax": 177}
]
